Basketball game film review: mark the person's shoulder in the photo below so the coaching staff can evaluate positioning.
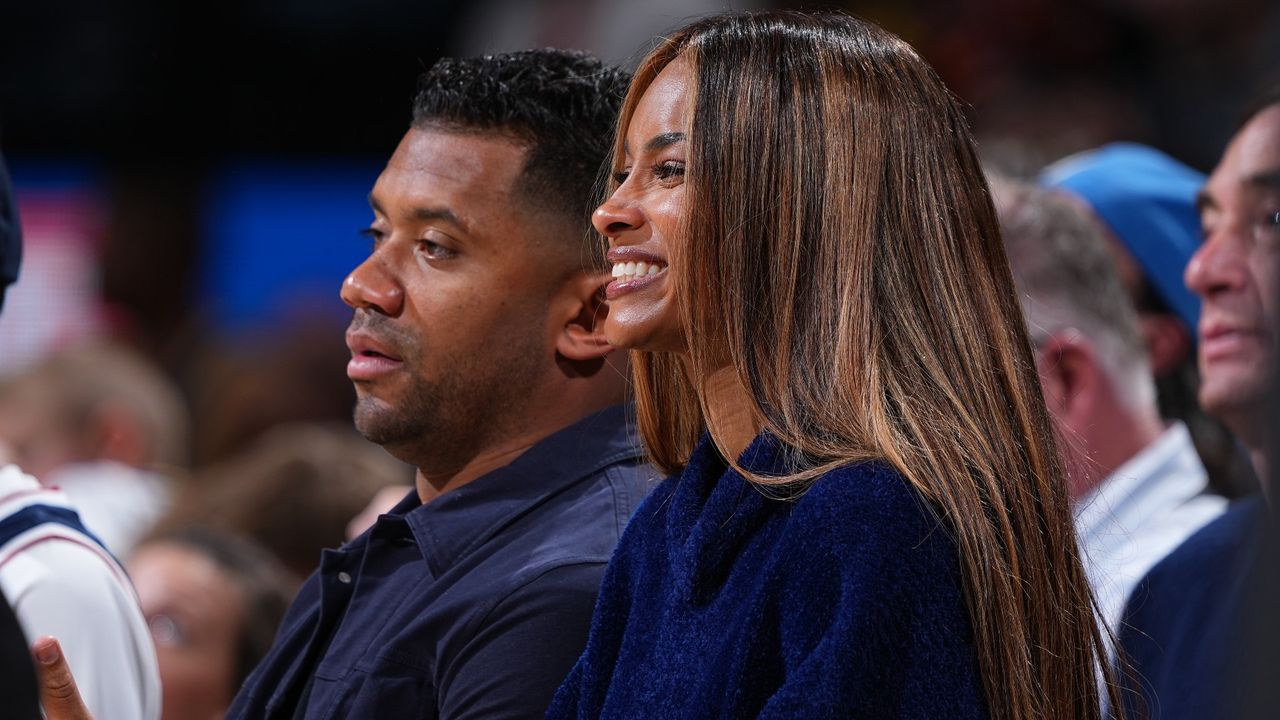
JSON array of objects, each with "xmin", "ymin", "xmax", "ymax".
[
  {"xmin": 1145, "ymin": 494, "xmax": 1265, "ymax": 585},
  {"xmin": 794, "ymin": 460, "xmax": 941, "ymax": 538}
]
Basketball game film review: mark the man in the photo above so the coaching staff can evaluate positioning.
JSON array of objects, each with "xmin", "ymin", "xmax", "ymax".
[
  {"xmin": 992, "ymin": 179, "xmax": 1225, "ymax": 634},
  {"xmin": 0, "ymin": 339, "xmax": 185, "ymax": 556},
  {"xmin": 228, "ymin": 49, "xmax": 652, "ymax": 718},
  {"xmin": 1041, "ymin": 143, "xmax": 1256, "ymax": 497},
  {"xmin": 1119, "ymin": 89, "xmax": 1280, "ymax": 719},
  {"xmin": 0, "ymin": 155, "xmax": 161, "ymax": 720}
]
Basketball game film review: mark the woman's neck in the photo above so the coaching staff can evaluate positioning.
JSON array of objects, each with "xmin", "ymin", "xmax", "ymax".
[{"xmin": 700, "ymin": 365, "xmax": 763, "ymax": 461}]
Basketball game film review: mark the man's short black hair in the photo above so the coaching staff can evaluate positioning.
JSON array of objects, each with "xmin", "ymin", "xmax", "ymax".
[{"xmin": 411, "ymin": 49, "xmax": 631, "ymax": 234}]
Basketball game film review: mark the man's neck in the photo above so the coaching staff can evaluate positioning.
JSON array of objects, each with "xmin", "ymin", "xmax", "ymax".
[
  {"xmin": 1250, "ymin": 447, "xmax": 1271, "ymax": 504},
  {"xmin": 1068, "ymin": 401, "xmax": 1165, "ymax": 502},
  {"xmin": 412, "ymin": 392, "xmax": 622, "ymax": 504}
]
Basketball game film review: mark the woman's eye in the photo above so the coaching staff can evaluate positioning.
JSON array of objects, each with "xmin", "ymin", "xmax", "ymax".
[
  {"xmin": 653, "ymin": 161, "xmax": 686, "ymax": 181},
  {"xmin": 613, "ymin": 168, "xmax": 631, "ymax": 185},
  {"xmin": 148, "ymin": 613, "xmax": 187, "ymax": 647}
]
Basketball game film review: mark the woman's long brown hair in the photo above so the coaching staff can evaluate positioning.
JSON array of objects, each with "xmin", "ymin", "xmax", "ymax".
[{"xmin": 616, "ymin": 11, "xmax": 1122, "ymax": 720}]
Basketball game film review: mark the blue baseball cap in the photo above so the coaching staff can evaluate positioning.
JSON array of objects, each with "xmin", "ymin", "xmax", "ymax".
[
  {"xmin": 1039, "ymin": 142, "xmax": 1204, "ymax": 334},
  {"xmin": 0, "ymin": 154, "xmax": 20, "ymax": 312}
]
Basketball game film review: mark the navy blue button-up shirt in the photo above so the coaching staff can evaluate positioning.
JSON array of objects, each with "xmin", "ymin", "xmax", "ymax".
[{"xmin": 228, "ymin": 405, "xmax": 655, "ymax": 719}]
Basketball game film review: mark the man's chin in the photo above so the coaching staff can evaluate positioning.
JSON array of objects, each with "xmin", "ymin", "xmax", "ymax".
[{"xmin": 353, "ymin": 404, "xmax": 419, "ymax": 449}]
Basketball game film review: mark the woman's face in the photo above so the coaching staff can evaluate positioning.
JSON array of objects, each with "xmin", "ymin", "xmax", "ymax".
[
  {"xmin": 128, "ymin": 542, "xmax": 244, "ymax": 720},
  {"xmin": 594, "ymin": 57, "xmax": 693, "ymax": 353}
]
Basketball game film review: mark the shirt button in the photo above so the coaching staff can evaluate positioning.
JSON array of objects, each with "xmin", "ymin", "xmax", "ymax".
[{"xmin": 337, "ymin": 571, "xmax": 353, "ymax": 584}]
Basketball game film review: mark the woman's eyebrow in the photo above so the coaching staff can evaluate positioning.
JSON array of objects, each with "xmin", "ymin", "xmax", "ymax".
[{"xmin": 644, "ymin": 132, "xmax": 686, "ymax": 153}]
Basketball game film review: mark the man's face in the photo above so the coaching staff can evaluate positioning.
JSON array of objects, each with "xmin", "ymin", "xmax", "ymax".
[
  {"xmin": 1187, "ymin": 105, "xmax": 1280, "ymax": 439},
  {"xmin": 341, "ymin": 128, "xmax": 568, "ymax": 467}
]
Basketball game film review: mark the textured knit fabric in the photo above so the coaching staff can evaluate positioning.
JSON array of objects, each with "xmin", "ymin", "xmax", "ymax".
[
  {"xmin": 548, "ymin": 432, "xmax": 989, "ymax": 720},
  {"xmin": 228, "ymin": 405, "xmax": 656, "ymax": 720}
]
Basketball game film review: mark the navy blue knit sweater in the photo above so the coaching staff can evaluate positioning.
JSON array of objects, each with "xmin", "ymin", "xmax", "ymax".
[{"xmin": 548, "ymin": 432, "xmax": 989, "ymax": 719}]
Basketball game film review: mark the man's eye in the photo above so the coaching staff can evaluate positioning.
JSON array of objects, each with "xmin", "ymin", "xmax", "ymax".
[
  {"xmin": 359, "ymin": 227, "xmax": 385, "ymax": 248},
  {"xmin": 420, "ymin": 238, "xmax": 456, "ymax": 260}
]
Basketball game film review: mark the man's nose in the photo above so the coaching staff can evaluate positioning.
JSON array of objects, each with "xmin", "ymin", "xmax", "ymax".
[
  {"xmin": 1186, "ymin": 224, "xmax": 1251, "ymax": 304},
  {"xmin": 341, "ymin": 255, "xmax": 404, "ymax": 317}
]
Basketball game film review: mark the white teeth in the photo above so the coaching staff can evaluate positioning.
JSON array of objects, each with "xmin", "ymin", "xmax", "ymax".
[{"xmin": 609, "ymin": 260, "xmax": 668, "ymax": 284}]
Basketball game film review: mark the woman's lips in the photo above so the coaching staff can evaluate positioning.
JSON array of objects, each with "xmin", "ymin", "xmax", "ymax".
[{"xmin": 606, "ymin": 267, "xmax": 667, "ymax": 300}]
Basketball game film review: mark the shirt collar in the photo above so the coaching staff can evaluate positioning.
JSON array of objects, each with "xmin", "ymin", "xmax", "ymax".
[
  {"xmin": 389, "ymin": 404, "xmax": 643, "ymax": 576},
  {"xmin": 1074, "ymin": 421, "xmax": 1209, "ymax": 536}
]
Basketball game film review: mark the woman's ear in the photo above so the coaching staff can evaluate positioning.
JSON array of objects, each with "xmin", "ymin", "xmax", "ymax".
[{"xmin": 554, "ymin": 271, "xmax": 616, "ymax": 362}]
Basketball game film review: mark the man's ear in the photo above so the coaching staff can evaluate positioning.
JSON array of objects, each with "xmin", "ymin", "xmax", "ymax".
[
  {"xmin": 1034, "ymin": 330, "xmax": 1099, "ymax": 426},
  {"xmin": 553, "ymin": 270, "xmax": 615, "ymax": 362},
  {"xmin": 1140, "ymin": 313, "xmax": 1193, "ymax": 377}
]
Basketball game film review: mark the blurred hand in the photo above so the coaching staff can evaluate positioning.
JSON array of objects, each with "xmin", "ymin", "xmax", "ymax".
[
  {"xmin": 32, "ymin": 636, "xmax": 94, "ymax": 720},
  {"xmin": 346, "ymin": 484, "xmax": 411, "ymax": 540}
]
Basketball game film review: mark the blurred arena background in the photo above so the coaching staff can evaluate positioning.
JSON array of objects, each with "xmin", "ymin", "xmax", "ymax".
[{"xmin": 0, "ymin": 0, "xmax": 1275, "ymax": 467}]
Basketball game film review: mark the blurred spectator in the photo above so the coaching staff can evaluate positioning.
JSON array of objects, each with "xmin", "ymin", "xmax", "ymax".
[
  {"xmin": 0, "ymin": 153, "xmax": 160, "ymax": 720},
  {"xmin": 1119, "ymin": 88, "xmax": 1280, "ymax": 720},
  {"xmin": 0, "ymin": 339, "xmax": 187, "ymax": 557},
  {"xmin": 0, "ymin": 153, "xmax": 41, "ymax": 720},
  {"xmin": 156, "ymin": 423, "xmax": 410, "ymax": 579},
  {"xmin": 992, "ymin": 177, "xmax": 1226, "ymax": 636},
  {"xmin": 1041, "ymin": 142, "xmax": 1257, "ymax": 497},
  {"xmin": 127, "ymin": 527, "xmax": 294, "ymax": 720},
  {"xmin": 183, "ymin": 319, "xmax": 355, "ymax": 466}
]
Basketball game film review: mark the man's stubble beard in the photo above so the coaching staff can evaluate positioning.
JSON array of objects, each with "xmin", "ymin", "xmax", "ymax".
[{"xmin": 352, "ymin": 325, "xmax": 547, "ymax": 471}]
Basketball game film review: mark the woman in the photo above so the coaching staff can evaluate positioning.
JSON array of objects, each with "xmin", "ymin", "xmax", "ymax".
[
  {"xmin": 549, "ymin": 11, "xmax": 1119, "ymax": 720},
  {"xmin": 128, "ymin": 528, "xmax": 294, "ymax": 720}
]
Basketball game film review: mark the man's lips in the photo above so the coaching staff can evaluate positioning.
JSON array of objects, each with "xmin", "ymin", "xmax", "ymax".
[
  {"xmin": 1200, "ymin": 321, "xmax": 1263, "ymax": 362},
  {"xmin": 346, "ymin": 332, "xmax": 404, "ymax": 381}
]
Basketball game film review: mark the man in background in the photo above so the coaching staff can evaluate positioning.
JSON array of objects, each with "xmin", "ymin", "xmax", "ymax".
[
  {"xmin": 229, "ymin": 49, "xmax": 652, "ymax": 718},
  {"xmin": 992, "ymin": 179, "xmax": 1225, "ymax": 634},
  {"xmin": 1041, "ymin": 143, "xmax": 1256, "ymax": 497},
  {"xmin": 1120, "ymin": 88, "xmax": 1280, "ymax": 720}
]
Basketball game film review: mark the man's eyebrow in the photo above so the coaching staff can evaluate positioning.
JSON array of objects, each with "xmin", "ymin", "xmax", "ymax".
[
  {"xmin": 411, "ymin": 206, "xmax": 468, "ymax": 233},
  {"xmin": 366, "ymin": 193, "xmax": 469, "ymax": 233},
  {"xmin": 643, "ymin": 132, "xmax": 686, "ymax": 153},
  {"xmin": 1247, "ymin": 169, "xmax": 1280, "ymax": 189}
]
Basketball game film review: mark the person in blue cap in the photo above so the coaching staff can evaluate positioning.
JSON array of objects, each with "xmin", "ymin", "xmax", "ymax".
[{"xmin": 1041, "ymin": 142, "xmax": 1257, "ymax": 497}]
